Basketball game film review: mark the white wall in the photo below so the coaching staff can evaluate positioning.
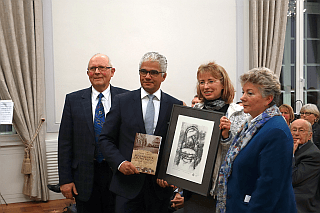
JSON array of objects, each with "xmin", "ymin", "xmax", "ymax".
[
  {"xmin": 51, "ymin": 0, "xmax": 238, "ymax": 124},
  {"xmin": 0, "ymin": 0, "xmax": 249, "ymax": 204}
]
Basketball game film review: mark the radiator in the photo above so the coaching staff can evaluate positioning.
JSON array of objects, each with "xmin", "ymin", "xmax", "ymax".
[{"xmin": 46, "ymin": 139, "xmax": 59, "ymax": 185}]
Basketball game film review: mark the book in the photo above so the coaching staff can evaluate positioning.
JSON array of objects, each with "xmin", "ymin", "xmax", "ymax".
[{"xmin": 131, "ymin": 133, "xmax": 162, "ymax": 175}]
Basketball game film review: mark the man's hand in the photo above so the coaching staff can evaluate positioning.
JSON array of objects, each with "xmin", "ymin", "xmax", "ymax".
[
  {"xmin": 60, "ymin": 182, "xmax": 78, "ymax": 199},
  {"xmin": 293, "ymin": 139, "xmax": 300, "ymax": 153},
  {"xmin": 156, "ymin": 179, "xmax": 174, "ymax": 188},
  {"xmin": 119, "ymin": 161, "xmax": 140, "ymax": 175},
  {"xmin": 171, "ymin": 192, "xmax": 184, "ymax": 210}
]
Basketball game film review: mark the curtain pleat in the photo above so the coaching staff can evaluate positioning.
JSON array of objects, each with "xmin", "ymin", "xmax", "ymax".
[
  {"xmin": 249, "ymin": 0, "xmax": 289, "ymax": 77},
  {"xmin": 0, "ymin": 0, "xmax": 48, "ymax": 200}
]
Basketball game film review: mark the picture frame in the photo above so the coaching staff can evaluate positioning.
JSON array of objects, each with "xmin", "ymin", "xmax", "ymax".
[{"xmin": 158, "ymin": 104, "xmax": 224, "ymax": 196}]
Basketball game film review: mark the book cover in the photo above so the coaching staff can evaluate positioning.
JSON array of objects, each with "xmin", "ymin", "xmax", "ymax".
[{"xmin": 131, "ymin": 133, "xmax": 162, "ymax": 175}]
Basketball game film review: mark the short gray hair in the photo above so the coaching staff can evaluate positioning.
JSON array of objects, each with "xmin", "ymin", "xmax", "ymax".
[
  {"xmin": 139, "ymin": 52, "xmax": 167, "ymax": 74},
  {"xmin": 240, "ymin": 67, "xmax": 281, "ymax": 107},
  {"xmin": 88, "ymin": 53, "xmax": 112, "ymax": 68},
  {"xmin": 300, "ymin": 103, "xmax": 320, "ymax": 122}
]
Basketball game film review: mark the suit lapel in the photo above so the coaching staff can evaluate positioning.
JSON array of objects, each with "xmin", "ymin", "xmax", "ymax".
[
  {"xmin": 110, "ymin": 85, "xmax": 117, "ymax": 105},
  {"xmin": 132, "ymin": 88, "xmax": 146, "ymax": 134},
  {"xmin": 82, "ymin": 87, "xmax": 95, "ymax": 138},
  {"xmin": 154, "ymin": 91, "xmax": 169, "ymax": 135}
]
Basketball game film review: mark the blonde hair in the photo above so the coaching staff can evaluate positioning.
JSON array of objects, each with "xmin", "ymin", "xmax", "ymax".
[
  {"xmin": 279, "ymin": 104, "xmax": 295, "ymax": 123},
  {"xmin": 196, "ymin": 62, "xmax": 235, "ymax": 104}
]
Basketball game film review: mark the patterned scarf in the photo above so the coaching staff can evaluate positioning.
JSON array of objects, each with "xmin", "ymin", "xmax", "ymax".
[
  {"xmin": 203, "ymin": 98, "xmax": 227, "ymax": 111},
  {"xmin": 216, "ymin": 105, "xmax": 281, "ymax": 213}
]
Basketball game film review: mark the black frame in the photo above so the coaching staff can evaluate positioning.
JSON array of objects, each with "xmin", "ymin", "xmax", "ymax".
[{"xmin": 158, "ymin": 104, "xmax": 224, "ymax": 196}]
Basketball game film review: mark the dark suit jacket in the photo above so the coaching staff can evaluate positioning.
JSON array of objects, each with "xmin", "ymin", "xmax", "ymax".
[
  {"xmin": 99, "ymin": 88, "xmax": 183, "ymax": 200},
  {"xmin": 226, "ymin": 116, "xmax": 297, "ymax": 213},
  {"xmin": 312, "ymin": 123, "xmax": 320, "ymax": 150},
  {"xmin": 58, "ymin": 85, "xmax": 128, "ymax": 201},
  {"xmin": 293, "ymin": 140, "xmax": 320, "ymax": 213}
]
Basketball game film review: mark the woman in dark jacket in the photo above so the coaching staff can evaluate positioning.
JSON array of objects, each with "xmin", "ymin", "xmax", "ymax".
[{"xmin": 300, "ymin": 103, "xmax": 320, "ymax": 150}]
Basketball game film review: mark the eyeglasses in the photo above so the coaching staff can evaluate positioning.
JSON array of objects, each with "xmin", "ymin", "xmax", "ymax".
[
  {"xmin": 139, "ymin": 69, "xmax": 165, "ymax": 77},
  {"xmin": 199, "ymin": 80, "xmax": 221, "ymax": 86},
  {"xmin": 300, "ymin": 112, "xmax": 313, "ymax": 116},
  {"xmin": 88, "ymin": 66, "xmax": 112, "ymax": 72},
  {"xmin": 291, "ymin": 128, "xmax": 307, "ymax": 133}
]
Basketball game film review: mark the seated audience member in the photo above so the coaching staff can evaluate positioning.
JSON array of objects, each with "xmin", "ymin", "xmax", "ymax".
[
  {"xmin": 300, "ymin": 104, "xmax": 320, "ymax": 149},
  {"xmin": 191, "ymin": 95, "xmax": 201, "ymax": 107},
  {"xmin": 279, "ymin": 104, "xmax": 295, "ymax": 125},
  {"xmin": 291, "ymin": 119, "xmax": 320, "ymax": 213}
]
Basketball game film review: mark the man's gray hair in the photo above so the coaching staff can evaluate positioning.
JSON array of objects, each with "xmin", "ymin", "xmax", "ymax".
[
  {"xmin": 139, "ymin": 52, "xmax": 167, "ymax": 74},
  {"xmin": 240, "ymin": 67, "xmax": 281, "ymax": 107},
  {"xmin": 88, "ymin": 53, "xmax": 112, "ymax": 68},
  {"xmin": 290, "ymin": 119, "xmax": 313, "ymax": 133}
]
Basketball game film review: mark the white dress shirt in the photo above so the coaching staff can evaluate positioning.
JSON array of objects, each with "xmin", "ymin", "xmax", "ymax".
[
  {"xmin": 141, "ymin": 87, "xmax": 161, "ymax": 134},
  {"xmin": 91, "ymin": 85, "xmax": 111, "ymax": 121}
]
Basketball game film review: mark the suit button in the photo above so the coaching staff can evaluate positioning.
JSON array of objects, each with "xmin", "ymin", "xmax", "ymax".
[{"xmin": 227, "ymin": 195, "xmax": 231, "ymax": 199}]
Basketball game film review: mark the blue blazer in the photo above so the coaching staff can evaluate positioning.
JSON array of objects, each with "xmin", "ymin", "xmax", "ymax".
[
  {"xmin": 99, "ymin": 88, "xmax": 183, "ymax": 200},
  {"xmin": 58, "ymin": 85, "xmax": 128, "ymax": 201},
  {"xmin": 226, "ymin": 116, "xmax": 297, "ymax": 213}
]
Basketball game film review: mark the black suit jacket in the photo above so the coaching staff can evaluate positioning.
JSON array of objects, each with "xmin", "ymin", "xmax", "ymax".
[
  {"xmin": 58, "ymin": 85, "xmax": 128, "ymax": 201},
  {"xmin": 293, "ymin": 140, "xmax": 320, "ymax": 213},
  {"xmin": 99, "ymin": 88, "xmax": 183, "ymax": 200}
]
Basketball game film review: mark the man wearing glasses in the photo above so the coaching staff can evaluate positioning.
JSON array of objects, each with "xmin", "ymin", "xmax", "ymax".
[
  {"xmin": 58, "ymin": 53, "xmax": 128, "ymax": 213},
  {"xmin": 291, "ymin": 119, "xmax": 320, "ymax": 213},
  {"xmin": 99, "ymin": 52, "xmax": 183, "ymax": 213}
]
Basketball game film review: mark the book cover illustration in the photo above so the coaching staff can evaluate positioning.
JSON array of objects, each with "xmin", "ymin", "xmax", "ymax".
[{"xmin": 131, "ymin": 133, "xmax": 162, "ymax": 175}]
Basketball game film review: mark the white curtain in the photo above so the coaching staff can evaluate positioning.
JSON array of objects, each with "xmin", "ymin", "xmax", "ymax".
[
  {"xmin": 0, "ymin": 0, "xmax": 48, "ymax": 200},
  {"xmin": 249, "ymin": 0, "xmax": 289, "ymax": 77}
]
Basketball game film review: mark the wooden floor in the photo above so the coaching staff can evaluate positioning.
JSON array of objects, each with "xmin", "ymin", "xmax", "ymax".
[{"xmin": 0, "ymin": 199, "xmax": 74, "ymax": 213}]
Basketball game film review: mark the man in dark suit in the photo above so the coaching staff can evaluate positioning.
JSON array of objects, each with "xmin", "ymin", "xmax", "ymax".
[
  {"xmin": 99, "ymin": 52, "xmax": 183, "ymax": 213},
  {"xmin": 291, "ymin": 119, "xmax": 320, "ymax": 213},
  {"xmin": 58, "ymin": 53, "xmax": 128, "ymax": 213}
]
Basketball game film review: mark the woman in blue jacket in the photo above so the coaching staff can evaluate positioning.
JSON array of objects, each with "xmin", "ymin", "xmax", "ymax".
[{"xmin": 216, "ymin": 67, "xmax": 297, "ymax": 213}]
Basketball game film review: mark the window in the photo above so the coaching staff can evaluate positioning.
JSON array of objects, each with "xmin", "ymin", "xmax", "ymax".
[
  {"xmin": 280, "ymin": 0, "xmax": 320, "ymax": 112},
  {"xmin": 0, "ymin": 124, "xmax": 16, "ymax": 135}
]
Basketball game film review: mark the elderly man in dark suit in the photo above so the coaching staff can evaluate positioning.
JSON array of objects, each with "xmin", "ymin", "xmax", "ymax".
[
  {"xmin": 291, "ymin": 119, "xmax": 320, "ymax": 213},
  {"xmin": 99, "ymin": 52, "xmax": 183, "ymax": 213},
  {"xmin": 58, "ymin": 53, "xmax": 128, "ymax": 213}
]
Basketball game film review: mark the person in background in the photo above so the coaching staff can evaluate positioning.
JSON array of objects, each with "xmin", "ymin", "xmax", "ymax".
[
  {"xmin": 291, "ymin": 119, "xmax": 320, "ymax": 213},
  {"xmin": 191, "ymin": 95, "xmax": 201, "ymax": 107},
  {"xmin": 183, "ymin": 62, "xmax": 247, "ymax": 213},
  {"xmin": 279, "ymin": 104, "xmax": 295, "ymax": 125},
  {"xmin": 217, "ymin": 67, "xmax": 297, "ymax": 213},
  {"xmin": 98, "ymin": 52, "xmax": 183, "ymax": 213},
  {"xmin": 58, "ymin": 54, "xmax": 128, "ymax": 213},
  {"xmin": 300, "ymin": 104, "xmax": 320, "ymax": 150}
]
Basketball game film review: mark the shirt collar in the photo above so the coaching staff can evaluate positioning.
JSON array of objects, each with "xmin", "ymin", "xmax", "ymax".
[
  {"xmin": 141, "ymin": 87, "xmax": 161, "ymax": 101},
  {"xmin": 92, "ymin": 85, "xmax": 111, "ymax": 100}
]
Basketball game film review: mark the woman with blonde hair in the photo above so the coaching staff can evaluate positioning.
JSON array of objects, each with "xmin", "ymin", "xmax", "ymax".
[
  {"xmin": 183, "ymin": 62, "xmax": 247, "ymax": 213},
  {"xmin": 279, "ymin": 104, "xmax": 294, "ymax": 125}
]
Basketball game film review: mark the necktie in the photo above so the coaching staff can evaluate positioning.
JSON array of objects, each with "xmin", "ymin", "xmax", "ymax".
[
  {"xmin": 145, "ymin": 94, "xmax": 155, "ymax": 135},
  {"xmin": 94, "ymin": 93, "xmax": 105, "ymax": 163}
]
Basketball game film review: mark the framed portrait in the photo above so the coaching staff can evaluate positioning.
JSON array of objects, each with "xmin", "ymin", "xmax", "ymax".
[{"xmin": 158, "ymin": 104, "xmax": 224, "ymax": 196}]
